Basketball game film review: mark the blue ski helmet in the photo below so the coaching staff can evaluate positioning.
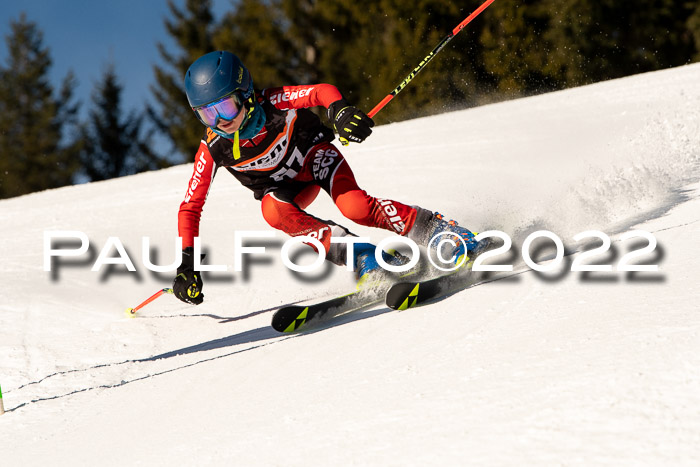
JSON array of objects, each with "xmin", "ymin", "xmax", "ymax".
[{"xmin": 184, "ymin": 51, "xmax": 255, "ymax": 136}]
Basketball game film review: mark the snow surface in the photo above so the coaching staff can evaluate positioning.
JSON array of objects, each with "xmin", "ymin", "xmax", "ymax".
[{"xmin": 2, "ymin": 63, "xmax": 700, "ymax": 466}]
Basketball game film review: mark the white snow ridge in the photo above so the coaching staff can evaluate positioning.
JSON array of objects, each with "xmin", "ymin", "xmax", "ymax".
[{"xmin": 1, "ymin": 64, "xmax": 700, "ymax": 466}]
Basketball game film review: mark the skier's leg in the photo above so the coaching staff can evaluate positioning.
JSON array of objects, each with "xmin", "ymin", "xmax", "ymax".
[
  {"xmin": 261, "ymin": 192, "xmax": 388, "ymax": 285},
  {"xmin": 292, "ymin": 184, "xmax": 321, "ymax": 210},
  {"xmin": 261, "ymin": 190, "xmax": 330, "ymax": 247},
  {"xmin": 301, "ymin": 143, "xmax": 489, "ymax": 268},
  {"xmin": 300, "ymin": 142, "xmax": 418, "ymax": 236},
  {"xmin": 296, "ymin": 143, "xmax": 422, "ymax": 284},
  {"xmin": 260, "ymin": 189, "xmax": 352, "ymax": 267}
]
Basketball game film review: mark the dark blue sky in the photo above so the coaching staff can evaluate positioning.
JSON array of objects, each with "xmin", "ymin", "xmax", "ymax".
[{"xmin": 0, "ymin": 0, "xmax": 230, "ymax": 121}]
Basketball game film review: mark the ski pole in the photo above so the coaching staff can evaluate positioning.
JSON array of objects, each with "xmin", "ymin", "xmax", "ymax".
[
  {"xmin": 367, "ymin": 0, "xmax": 496, "ymax": 118},
  {"xmin": 125, "ymin": 288, "xmax": 173, "ymax": 317}
]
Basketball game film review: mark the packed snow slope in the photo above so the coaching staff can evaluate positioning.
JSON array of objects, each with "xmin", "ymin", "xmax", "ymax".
[{"xmin": 2, "ymin": 63, "xmax": 700, "ymax": 466}]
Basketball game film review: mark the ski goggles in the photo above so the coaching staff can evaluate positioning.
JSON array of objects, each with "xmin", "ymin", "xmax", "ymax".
[{"xmin": 193, "ymin": 92, "xmax": 244, "ymax": 127}]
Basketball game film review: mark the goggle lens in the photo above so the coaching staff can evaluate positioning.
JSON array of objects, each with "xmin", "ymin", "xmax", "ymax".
[{"xmin": 195, "ymin": 93, "xmax": 243, "ymax": 127}]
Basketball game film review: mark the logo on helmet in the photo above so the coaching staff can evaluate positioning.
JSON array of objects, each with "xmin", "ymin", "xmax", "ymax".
[{"xmin": 238, "ymin": 66, "xmax": 244, "ymax": 84}]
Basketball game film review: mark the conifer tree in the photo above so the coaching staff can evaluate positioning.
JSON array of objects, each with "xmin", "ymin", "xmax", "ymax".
[
  {"xmin": 542, "ymin": 0, "xmax": 697, "ymax": 86},
  {"xmin": 479, "ymin": 1, "xmax": 563, "ymax": 97},
  {"xmin": 0, "ymin": 14, "xmax": 80, "ymax": 199},
  {"xmin": 359, "ymin": 1, "xmax": 488, "ymax": 120},
  {"xmin": 215, "ymin": 0, "xmax": 299, "ymax": 89},
  {"xmin": 276, "ymin": 0, "xmax": 487, "ymax": 122},
  {"xmin": 479, "ymin": 0, "xmax": 700, "ymax": 96},
  {"xmin": 79, "ymin": 65, "xmax": 167, "ymax": 181},
  {"xmin": 149, "ymin": 0, "xmax": 216, "ymax": 160},
  {"xmin": 150, "ymin": 0, "xmax": 700, "ymax": 144},
  {"xmin": 689, "ymin": 2, "xmax": 700, "ymax": 61}
]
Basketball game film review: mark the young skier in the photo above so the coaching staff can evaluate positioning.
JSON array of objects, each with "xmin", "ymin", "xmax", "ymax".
[{"xmin": 173, "ymin": 51, "xmax": 488, "ymax": 305}]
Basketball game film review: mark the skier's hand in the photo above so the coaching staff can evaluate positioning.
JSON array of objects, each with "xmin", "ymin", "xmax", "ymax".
[
  {"xmin": 173, "ymin": 247, "xmax": 204, "ymax": 305},
  {"xmin": 328, "ymin": 99, "xmax": 374, "ymax": 145}
]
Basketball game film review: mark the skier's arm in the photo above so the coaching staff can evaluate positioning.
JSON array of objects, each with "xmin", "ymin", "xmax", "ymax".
[
  {"xmin": 178, "ymin": 143, "xmax": 217, "ymax": 249},
  {"xmin": 174, "ymin": 143, "xmax": 216, "ymax": 306},
  {"xmin": 263, "ymin": 84, "xmax": 374, "ymax": 144},
  {"xmin": 262, "ymin": 84, "xmax": 343, "ymax": 110}
]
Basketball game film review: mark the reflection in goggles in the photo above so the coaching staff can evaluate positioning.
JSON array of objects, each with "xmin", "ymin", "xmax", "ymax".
[{"xmin": 194, "ymin": 93, "xmax": 243, "ymax": 127}]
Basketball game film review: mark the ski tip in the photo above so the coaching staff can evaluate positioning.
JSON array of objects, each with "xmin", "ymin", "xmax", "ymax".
[
  {"xmin": 271, "ymin": 306, "xmax": 308, "ymax": 333},
  {"xmin": 386, "ymin": 282, "xmax": 420, "ymax": 311}
]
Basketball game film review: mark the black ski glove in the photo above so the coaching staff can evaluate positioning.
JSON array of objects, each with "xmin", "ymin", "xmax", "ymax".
[
  {"xmin": 173, "ymin": 247, "xmax": 204, "ymax": 305},
  {"xmin": 328, "ymin": 98, "xmax": 374, "ymax": 145}
]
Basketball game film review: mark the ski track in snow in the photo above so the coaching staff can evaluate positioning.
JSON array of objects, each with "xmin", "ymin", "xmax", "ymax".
[{"xmin": 1, "ymin": 63, "xmax": 700, "ymax": 466}]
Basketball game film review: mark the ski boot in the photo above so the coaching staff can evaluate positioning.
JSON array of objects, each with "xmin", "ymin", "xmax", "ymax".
[
  {"xmin": 323, "ymin": 225, "xmax": 412, "ymax": 289},
  {"xmin": 408, "ymin": 208, "xmax": 491, "ymax": 271},
  {"xmin": 353, "ymin": 243, "xmax": 410, "ymax": 290}
]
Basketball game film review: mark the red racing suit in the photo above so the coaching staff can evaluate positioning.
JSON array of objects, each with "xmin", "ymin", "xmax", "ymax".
[{"xmin": 178, "ymin": 84, "xmax": 417, "ymax": 259}]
